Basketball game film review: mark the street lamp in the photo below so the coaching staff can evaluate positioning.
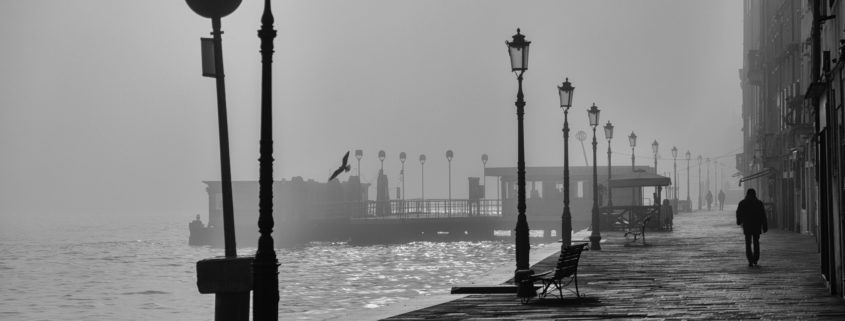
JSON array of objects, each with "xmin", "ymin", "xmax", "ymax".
[
  {"xmin": 685, "ymin": 151, "xmax": 691, "ymax": 208},
  {"xmin": 604, "ymin": 121, "xmax": 614, "ymax": 207},
  {"xmin": 186, "ymin": 1, "xmax": 251, "ymax": 320},
  {"xmin": 187, "ymin": 0, "xmax": 240, "ymax": 257},
  {"xmin": 355, "ymin": 149, "xmax": 363, "ymax": 177},
  {"xmin": 446, "ymin": 150, "xmax": 454, "ymax": 210},
  {"xmin": 697, "ymin": 155, "xmax": 703, "ymax": 210},
  {"xmin": 706, "ymin": 157, "xmax": 711, "ymax": 209},
  {"xmin": 481, "ymin": 154, "xmax": 488, "ymax": 199},
  {"xmin": 506, "ymin": 28, "xmax": 534, "ymax": 296},
  {"xmin": 628, "ymin": 132, "xmax": 637, "ymax": 170},
  {"xmin": 588, "ymin": 103, "xmax": 601, "ymax": 250},
  {"xmin": 378, "ymin": 150, "xmax": 386, "ymax": 171},
  {"xmin": 419, "ymin": 154, "xmax": 426, "ymax": 201},
  {"xmin": 253, "ymin": 0, "xmax": 278, "ymax": 318},
  {"xmin": 652, "ymin": 140, "xmax": 659, "ymax": 174},
  {"xmin": 400, "ymin": 152, "xmax": 406, "ymax": 200},
  {"xmin": 558, "ymin": 78, "xmax": 574, "ymax": 246},
  {"xmin": 628, "ymin": 132, "xmax": 637, "ymax": 206},
  {"xmin": 671, "ymin": 146, "xmax": 678, "ymax": 211}
]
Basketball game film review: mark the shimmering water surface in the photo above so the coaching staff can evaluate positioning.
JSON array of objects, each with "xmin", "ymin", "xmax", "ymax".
[{"xmin": 0, "ymin": 213, "xmax": 549, "ymax": 320}]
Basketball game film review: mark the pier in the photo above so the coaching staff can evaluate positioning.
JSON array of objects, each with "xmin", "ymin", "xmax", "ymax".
[{"xmin": 381, "ymin": 209, "xmax": 845, "ymax": 320}]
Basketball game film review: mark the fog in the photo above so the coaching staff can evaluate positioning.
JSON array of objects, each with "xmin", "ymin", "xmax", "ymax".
[{"xmin": 0, "ymin": 0, "xmax": 741, "ymax": 226}]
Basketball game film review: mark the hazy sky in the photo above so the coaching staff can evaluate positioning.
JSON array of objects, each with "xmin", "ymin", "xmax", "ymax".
[{"xmin": 0, "ymin": 0, "xmax": 742, "ymax": 220}]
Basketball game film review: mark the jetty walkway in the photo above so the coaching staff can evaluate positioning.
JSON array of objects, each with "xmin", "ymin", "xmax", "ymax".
[{"xmin": 383, "ymin": 208, "xmax": 845, "ymax": 320}]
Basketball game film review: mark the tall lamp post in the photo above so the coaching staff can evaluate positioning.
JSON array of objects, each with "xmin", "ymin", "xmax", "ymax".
[
  {"xmin": 419, "ymin": 154, "xmax": 426, "ymax": 200},
  {"xmin": 558, "ymin": 78, "xmax": 574, "ymax": 246},
  {"xmin": 671, "ymin": 146, "xmax": 678, "ymax": 211},
  {"xmin": 628, "ymin": 132, "xmax": 637, "ymax": 170},
  {"xmin": 604, "ymin": 121, "xmax": 614, "ymax": 207},
  {"xmin": 355, "ymin": 149, "xmax": 363, "ymax": 177},
  {"xmin": 400, "ymin": 152, "xmax": 406, "ymax": 200},
  {"xmin": 685, "ymin": 151, "xmax": 691, "ymax": 209},
  {"xmin": 186, "ymin": 1, "xmax": 251, "ymax": 320},
  {"xmin": 588, "ymin": 103, "xmax": 602, "ymax": 250},
  {"xmin": 697, "ymin": 155, "xmax": 703, "ymax": 210},
  {"xmin": 628, "ymin": 132, "xmax": 637, "ymax": 206},
  {"xmin": 187, "ymin": 0, "xmax": 240, "ymax": 257},
  {"xmin": 253, "ymin": 0, "xmax": 279, "ymax": 319},
  {"xmin": 652, "ymin": 140, "xmax": 659, "ymax": 175},
  {"xmin": 481, "ymin": 154, "xmax": 488, "ymax": 199},
  {"xmin": 706, "ymin": 157, "xmax": 711, "ymax": 203},
  {"xmin": 506, "ymin": 28, "xmax": 535, "ymax": 296},
  {"xmin": 446, "ymin": 150, "xmax": 454, "ymax": 210}
]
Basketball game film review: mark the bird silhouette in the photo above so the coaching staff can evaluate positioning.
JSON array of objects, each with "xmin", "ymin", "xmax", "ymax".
[{"xmin": 328, "ymin": 151, "xmax": 351, "ymax": 181}]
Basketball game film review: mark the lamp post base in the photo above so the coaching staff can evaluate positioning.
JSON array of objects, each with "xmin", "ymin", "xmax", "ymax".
[
  {"xmin": 589, "ymin": 235, "xmax": 602, "ymax": 250},
  {"xmin": 514, "ymin": 269, "xmax": 536, "ymax": 299}
]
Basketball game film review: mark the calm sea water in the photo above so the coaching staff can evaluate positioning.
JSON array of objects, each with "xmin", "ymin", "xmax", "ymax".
[{"xmin": 0, "ymin": 212, "xmax": 549, "ymax": 320}]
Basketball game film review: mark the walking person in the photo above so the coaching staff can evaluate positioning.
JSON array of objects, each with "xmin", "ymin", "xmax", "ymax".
[
  {"xmin": 736, "ymin": 188, "xmax": 768, "ymax": 267},
  {"xmin": 718, "ymin": 190, "xmax": 726, "ymax": 211},
  {"xmin": 706, "ymin": 190, "xmax": 713, "ymax": 211}
]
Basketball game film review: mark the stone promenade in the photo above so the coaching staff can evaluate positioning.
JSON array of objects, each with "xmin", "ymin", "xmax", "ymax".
[{"xmin": 383, "ymin": 209, "xmax": 845, "ymax": 320}]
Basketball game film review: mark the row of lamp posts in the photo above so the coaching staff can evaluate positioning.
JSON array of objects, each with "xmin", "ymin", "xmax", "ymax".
[
  {"xmin": 507, "ymin": 29, "xmax": 611, "ymax": 297},
  {"xmin": 507, "ymin": 29, "xmax": 704, "ymax": 299},
  {"xmin": 352, "ymin": 149, "xmax": 492, "ymax": 201}
]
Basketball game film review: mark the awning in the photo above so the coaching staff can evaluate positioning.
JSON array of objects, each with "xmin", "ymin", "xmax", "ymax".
[
  {"xmin": 738, "ymin": 168, "xmax": 773, "ymax": 185},
  {"xmin": 609, "ymin": 173, "xmax": 671, "ymax": 188}
]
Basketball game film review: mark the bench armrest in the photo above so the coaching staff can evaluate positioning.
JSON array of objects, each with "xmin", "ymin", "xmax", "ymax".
[{"xmin": 528, "ymin": 270, "xmax": 553, "ymax": 280}]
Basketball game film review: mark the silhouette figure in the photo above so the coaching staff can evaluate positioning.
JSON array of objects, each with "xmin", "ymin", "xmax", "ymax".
[
  {"xmin": 718, "ymin": 190, "xmax": 726, "ymax": 211},
  {"xmin": 706, "ymin": 190, "xmax": 713, "ymax": 211},
  {"xmin": 328, "ymin": 151, "xmax": 351, "ymax": 181},
  {"xmin": 736, "ymin": 188, "xmax": 768, "ymax": 267}
]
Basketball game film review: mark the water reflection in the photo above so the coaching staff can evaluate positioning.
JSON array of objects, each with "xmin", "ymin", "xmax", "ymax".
[{"xmin": 272, "ymin": 241, "xmax": 521, "ymax": 319}]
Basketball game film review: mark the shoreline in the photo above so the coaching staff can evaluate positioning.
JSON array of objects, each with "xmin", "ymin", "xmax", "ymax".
[{"xmin": 338, "ymin": 236, "xmax": 578, "ymax": 321}]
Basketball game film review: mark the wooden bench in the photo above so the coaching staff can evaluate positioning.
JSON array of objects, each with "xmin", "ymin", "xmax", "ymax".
[
  {"xmin": 450, "ymin": 284, "xmax": 541, "ymax": 294},
  {"xmin": 624, "ymin": 215, "xmax": 651, "ymax": 244},
  {"xmin": 525, "ymin": 243, "xmax": 589, "ymax": 302}
]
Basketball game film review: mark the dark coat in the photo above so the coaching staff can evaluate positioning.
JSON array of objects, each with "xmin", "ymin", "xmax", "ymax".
[{"xmin": 736, "ymin": 198, "xmax": 768, "ymax": 235}]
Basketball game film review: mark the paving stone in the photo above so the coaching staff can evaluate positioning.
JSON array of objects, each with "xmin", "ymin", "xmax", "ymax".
[{"xmin": 382, "ymin": 210, "xmax": 845, "ymax": 320}]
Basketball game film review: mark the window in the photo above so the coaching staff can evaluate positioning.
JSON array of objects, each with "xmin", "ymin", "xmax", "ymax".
[{"xmin": 577, "ymin": 181, "xmax": 584, "ymax": 198}]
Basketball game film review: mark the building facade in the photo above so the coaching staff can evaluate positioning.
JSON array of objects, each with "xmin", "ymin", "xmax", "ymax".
[{"xmin": 741, "ymin": 0, "xmax": 845, "ymax": 297}]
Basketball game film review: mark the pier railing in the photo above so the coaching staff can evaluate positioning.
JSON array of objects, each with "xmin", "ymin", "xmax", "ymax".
[{"xmin": 338, "ymin": 199, "xmax": 503, "ymax": 220}]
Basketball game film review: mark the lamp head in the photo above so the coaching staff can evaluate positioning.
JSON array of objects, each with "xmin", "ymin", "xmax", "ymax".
[
  {"xmin": 506, "ymin": 28, "xmax": 530, "ymax": 72},
  {"xmin": 186, "ymin": 0, "xmax": 242, "ymax": 19},
  {"xmin": 628, "ymin": 132, "xmax": 637, "ymax": 148},
  {"xmin": 587, "ymin": 103, "xmax": 600, "ymax": 127},
  {"xmin": 557, "ymin": 78, "xmax": 574, "ymax": 109},
  {"xmin": 603, "ymin": 121, "xmax": 614, "ymax": 140}
]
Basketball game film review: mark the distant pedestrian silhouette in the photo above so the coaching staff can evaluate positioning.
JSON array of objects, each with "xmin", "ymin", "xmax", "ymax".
[
  {"xmin": 661, "ymin": 199, "xmax": 673, "ymax": 230},
  {"xmin": 706, "ymin": 190, "xmax": 713, "ymax": 211},
  {"xmin": 736, "ymin": 188, "xmax": 768, "ymax": 267},
  {"xmin": 718, "ymin": 190, "xmax": 726, "ymax": 211}
]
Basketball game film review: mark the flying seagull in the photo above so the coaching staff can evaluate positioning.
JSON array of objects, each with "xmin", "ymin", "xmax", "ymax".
[{"xmin": 328, "ymin": 151, "xmax": 351, "ymax": 181}]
